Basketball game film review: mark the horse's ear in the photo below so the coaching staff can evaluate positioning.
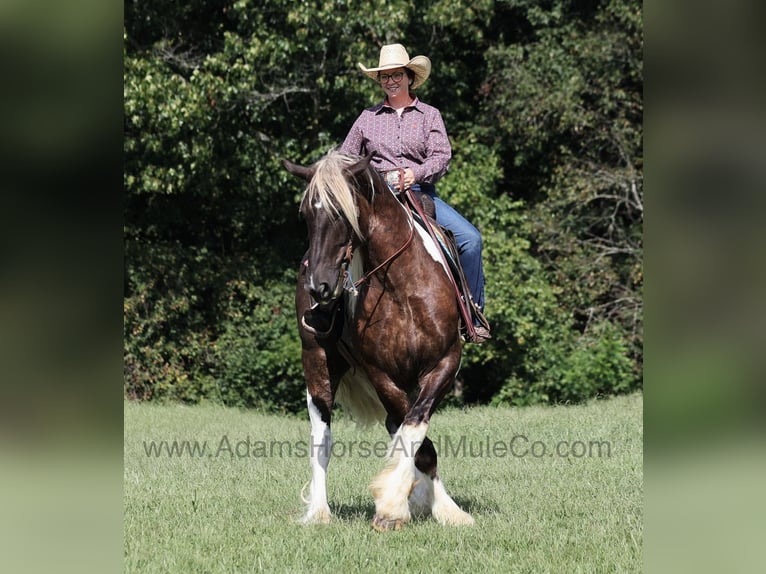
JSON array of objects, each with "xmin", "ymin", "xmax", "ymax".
[
  {"xmin": 282, "ymin": 158, "xmax": 314, "ymax": 181},
  {"xmin": 345, "ymin": 153, "xmax": 374, "ymax": 177}
]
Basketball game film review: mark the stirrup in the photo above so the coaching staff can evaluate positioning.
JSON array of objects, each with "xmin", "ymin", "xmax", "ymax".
[
  {"xmin": 466, "ymin": 325, "xmax": 491, "ymax": 343},
  {"xmin": 463, "ymin": 301, "xmax": 491, "ymax": 343}
]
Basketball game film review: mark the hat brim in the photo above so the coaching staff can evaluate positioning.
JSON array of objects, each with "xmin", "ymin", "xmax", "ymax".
[{"xmin": 358, "ymin": 55, "xmax": 431, "ymax": 90}]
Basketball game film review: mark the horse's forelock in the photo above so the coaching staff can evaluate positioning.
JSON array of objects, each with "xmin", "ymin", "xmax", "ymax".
[{"xmin": 303, "ymin": 151, "xmax": 367, "ymax": 239}]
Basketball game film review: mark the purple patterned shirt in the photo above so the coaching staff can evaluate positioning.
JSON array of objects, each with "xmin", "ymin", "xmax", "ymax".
[{"xmin": 339, "ymin": 97, "xmax": 451, "ymax": 184}]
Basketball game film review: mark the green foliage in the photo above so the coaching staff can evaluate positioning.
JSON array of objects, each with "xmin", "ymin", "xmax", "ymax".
[
  {"xmin": 124, "ymin": 0, "xmax": 642, "ymax": 410},
  {"xmin": 491, "ymin": 320, "xmax": 638, "ymax": 406},
  {"xmin": 441, "ymin": 136, "xmax": 639, "ymax": 406},
  {"xmin": 480, "ymin": 0, "xmax": 643, "ymax": 393},
  {"xmin": 123, "ymin": 241, "xmax": 221, "ymax": 403},
  {"xmin": 124, "ymin": 245, "xmax": 306, "ymax": 412},
  {"xmin": 212, "ymin": 270, "xmax": 305, "ymax": 413}
]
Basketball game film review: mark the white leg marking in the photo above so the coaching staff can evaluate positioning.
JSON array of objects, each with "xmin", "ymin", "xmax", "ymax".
[
  {"xmin": 409, "ymin": 467, "xmax": 435, "ymax": 517},
  {"xmin": 302, "ymin": 391, "xmax": 332, "ymax": 524},
  {"xmin": 431, "ymin": 476, "xmax": 474, "ymax": 526},
  {"xmin": 370, "ymin": 422, "xmax": 428, "ymax": 523}
]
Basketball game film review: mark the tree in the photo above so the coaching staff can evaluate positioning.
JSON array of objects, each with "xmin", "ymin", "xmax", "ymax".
[{"xmin": 480, "ymin": 0, "xmax": 643, "ymax": 383}]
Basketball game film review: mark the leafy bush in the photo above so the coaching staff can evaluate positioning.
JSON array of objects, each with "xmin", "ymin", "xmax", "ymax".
[
  {"xmin": 124, "ymin": 237, "xmax": 306, "ymax": 411},
  {"xmin": 123, "ymin": 242, "xmax": 220, "ymax": 403},
  {"xmin": 443, "ymin": 135, "xmax": 639, "ymax": 406},
  {"xmin": 212, "ymin": 270, "xmax": 305, "ymax": 413}
]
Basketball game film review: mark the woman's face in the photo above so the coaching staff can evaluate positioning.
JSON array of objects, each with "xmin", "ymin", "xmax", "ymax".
[{"xmin": 378, "ymin": 67, "xmax": 408, "ymax": 97}]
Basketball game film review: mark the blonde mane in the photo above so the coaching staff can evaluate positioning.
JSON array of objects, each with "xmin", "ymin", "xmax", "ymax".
[{"xmin": 301, "ymin": 151, "xmax": 371, "ymax": 239}]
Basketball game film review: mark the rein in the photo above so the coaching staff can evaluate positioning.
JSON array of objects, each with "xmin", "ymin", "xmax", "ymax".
[{"xmin": 352, "ymin": 210, "xmax": 415, "ymax": 289}]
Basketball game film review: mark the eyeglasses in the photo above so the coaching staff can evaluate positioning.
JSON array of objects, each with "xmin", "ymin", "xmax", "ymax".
[{"xmin": 378, "ymin": 71, "xmax": 405, "ymax": 83}]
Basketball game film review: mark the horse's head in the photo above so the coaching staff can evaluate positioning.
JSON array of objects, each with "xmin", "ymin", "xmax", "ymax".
[{"xmin": 283, "ymin": 152, "xmax": 374, "ymax": 308}]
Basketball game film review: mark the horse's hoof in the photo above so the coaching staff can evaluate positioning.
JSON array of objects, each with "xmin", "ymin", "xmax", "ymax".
[
  {"xmin": 300, "ymin": 508, "xmax": 332, "ymax": 525},
  {"xmin": 371, "ymin": 514, "xmax": 404, "ymax": 532}
]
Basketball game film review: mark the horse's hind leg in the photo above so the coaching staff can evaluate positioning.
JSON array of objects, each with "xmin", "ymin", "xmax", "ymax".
[
  {"xmin": 411, "ymin": 438, "xmax": 474, "ymax": 525},
  {"xmin": 409, "ymin": 438, "xmax": 437, "ymax": 517}
]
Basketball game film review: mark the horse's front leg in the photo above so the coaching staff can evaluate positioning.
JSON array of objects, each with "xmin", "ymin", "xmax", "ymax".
[
  {"xmin": 299, "ymin": 337, "xmax": 345, "ymax": 524},
  {"xmin": 297, "ymin": 260, "xmax": 344, "ymax": 524},
  {"xmin": 370, "ymin": 352, "xmax": 472, "ymax": 530},
  {"xmin": 303, "ymin": 386, "xmax": 333, "ymax": 524}
]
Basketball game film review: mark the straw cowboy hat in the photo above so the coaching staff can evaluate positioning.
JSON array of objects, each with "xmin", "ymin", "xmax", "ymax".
[{"xmin": 358, "ymin": 44, "xmax": 431, "ymax": 89}]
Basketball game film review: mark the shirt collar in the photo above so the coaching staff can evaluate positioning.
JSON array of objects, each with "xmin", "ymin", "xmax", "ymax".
[{"xmin": 375, "ymin": 96, "xmax": 423, "ymax": 114}]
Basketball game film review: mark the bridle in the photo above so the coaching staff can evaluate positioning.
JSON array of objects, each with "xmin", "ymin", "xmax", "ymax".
[
  {"xmin": 306, "ymin": 168, "xmax": 416, "ymax": 297},
  {"xmin": 301, "ymin": 169, "xmax": 417, "ymax": 337}
]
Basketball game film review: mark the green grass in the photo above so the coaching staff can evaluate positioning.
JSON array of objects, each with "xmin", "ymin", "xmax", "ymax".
[{"xmin": 125, "ymin": 393, "xmax": 642, "ymax": 573}]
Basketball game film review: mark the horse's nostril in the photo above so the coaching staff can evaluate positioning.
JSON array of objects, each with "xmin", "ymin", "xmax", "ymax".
[{"xmin": 310, "ymin": 282, "xmax": 332, "ymax": 303}]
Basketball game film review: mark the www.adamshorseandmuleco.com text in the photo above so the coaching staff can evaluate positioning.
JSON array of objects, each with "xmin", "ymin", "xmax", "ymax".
[{"xmin": 141, "ymin": 434, "xmax": 613, "ymax": 460}]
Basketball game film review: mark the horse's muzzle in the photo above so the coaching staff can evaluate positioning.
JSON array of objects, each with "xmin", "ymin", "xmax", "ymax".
[
  {"xmin": 306, "ymin": 262, "xmax": 347, "ymax": 307},
  {"xmin": 309, "ymin": 281, "xmax": 336, "ymax": 306}
]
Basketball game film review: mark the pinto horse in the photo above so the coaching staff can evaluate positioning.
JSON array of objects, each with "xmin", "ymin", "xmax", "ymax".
[{"xmin": 283, "ymin": 150, "xmax": 473, "ymax": 531}]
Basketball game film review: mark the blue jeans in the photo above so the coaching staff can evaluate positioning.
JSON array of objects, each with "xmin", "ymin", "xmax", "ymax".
[{"xmin": 413, "ymin": 184, "xmax": 486, "ymax": 314}]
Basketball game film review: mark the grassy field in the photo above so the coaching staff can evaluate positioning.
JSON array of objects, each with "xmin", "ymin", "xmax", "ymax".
[{"xmin": 124, "ymin": 393, "xmax": 642, "ymax": 573}]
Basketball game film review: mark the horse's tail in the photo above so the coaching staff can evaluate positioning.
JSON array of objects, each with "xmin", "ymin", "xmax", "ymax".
[{"xmin": 335, "ymin": 369, "xmax": 386, "ymax": 428}]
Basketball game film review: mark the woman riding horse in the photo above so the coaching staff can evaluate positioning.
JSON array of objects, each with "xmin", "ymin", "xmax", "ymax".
[{"xmin": 339, "ymin": 43, "xmax": 490, "ymax": 342}]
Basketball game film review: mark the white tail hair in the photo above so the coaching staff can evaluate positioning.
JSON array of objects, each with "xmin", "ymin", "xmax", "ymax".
[{"xmin": 335, "ymin": 369, "xmax": 386, "ymax": 428}]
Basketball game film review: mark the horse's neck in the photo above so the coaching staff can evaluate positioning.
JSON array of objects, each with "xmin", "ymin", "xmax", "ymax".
[{"xmin": 362, "ymin": 195, "xmax": 414, "ymax": 266}]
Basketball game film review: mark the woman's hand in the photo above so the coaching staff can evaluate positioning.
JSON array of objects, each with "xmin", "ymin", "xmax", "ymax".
[
  {"xmin": 385, "ymin": 168, "xmax": 416, "ymax": 191},
  {"xmin": 399, "ymin": 168, "xmax": 415, "ymax": 190}
]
